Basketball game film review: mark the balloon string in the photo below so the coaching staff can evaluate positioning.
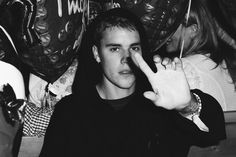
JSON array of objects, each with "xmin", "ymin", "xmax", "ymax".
[
  {"xmin": 87, "ymin": 0, "xmax": 90, "ymax": 25},
  {"xmin": 111, "ymin": 0, "xmax": 114, "ymax": 8},
  {"xmin": 179, "ymin": 40, "xmax": 184, "ymax": 58},
  {"xmin": 179, "ymin": 0, "xmax": 192, "ymax": 59},
  {"xmin": 186, "ymin": 0, "xmax": 192, "ymax": 24},
  {"xmin": 0, "ymin": 25, "xmax": 18, "ymax": 55}
]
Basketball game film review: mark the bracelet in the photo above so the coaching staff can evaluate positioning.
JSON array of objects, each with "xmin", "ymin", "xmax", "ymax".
[
  {"xmin": 179, "ymin": 92, "xmax": 202, "ymax": 118},
  {"xmin": 191, "ymin": 93, "xmax": 202, "ymax": 117}
]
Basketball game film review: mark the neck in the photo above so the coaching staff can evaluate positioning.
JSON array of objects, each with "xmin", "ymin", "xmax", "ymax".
[{"xmin": 96, "ymin": 82, "xmax": 135, "ymax": 100}]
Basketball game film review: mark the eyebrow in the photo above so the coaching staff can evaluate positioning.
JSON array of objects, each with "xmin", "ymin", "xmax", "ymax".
[
  {"xmin": 105, "ymin": 42, "xmax": 141, "ymax": 47},
  {"xmin": 131, "ymin": 42, "xmax": 141, "ymax": 46},
  {"xmin": 105, "ymin": 43, "xmax": 121, "ymax": 47}
]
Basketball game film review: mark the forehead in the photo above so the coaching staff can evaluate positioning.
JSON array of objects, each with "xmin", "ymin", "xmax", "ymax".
[{"xmin": 101, "ymin": 27, "xmax": 141, "ymax": 44}]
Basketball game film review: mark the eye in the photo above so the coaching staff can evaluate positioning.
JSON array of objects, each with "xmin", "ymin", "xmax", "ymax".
[
  {"xmin": 110, "ymin": 47, "xmax": 120, "ymax": 52},
  {"xmin": 130, "ymin": 46, "xmax": 141, "ymax": 52}
]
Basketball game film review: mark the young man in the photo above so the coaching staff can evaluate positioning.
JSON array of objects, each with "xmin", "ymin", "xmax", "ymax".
[{"xmin": 39, "ymin": 8, "xmax": 225, "ymax": 157}]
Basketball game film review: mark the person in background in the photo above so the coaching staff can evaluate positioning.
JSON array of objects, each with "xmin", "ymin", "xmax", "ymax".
[
  {"xmin": 0, "ymin": 60, "xmax": 26, "ymax": 157},
  {"xmin": 164, "ymin": 0, "xmax": 236, "ymax": 111},
  {"xmin": 39, "ymin": 8, "xmax": 225, "ymax": 157},
  {"xmin": 22, "ymin": 60, "xmax": 78, "ymax": 137},
  {"xmin": 0, "ymin": 21, "xmax": 26, "ymax": 157}
]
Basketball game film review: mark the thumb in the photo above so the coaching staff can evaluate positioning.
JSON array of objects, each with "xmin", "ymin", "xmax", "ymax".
[{"xmin": 143, "ymin": 91, "xmax": 158, "ymax": 102}]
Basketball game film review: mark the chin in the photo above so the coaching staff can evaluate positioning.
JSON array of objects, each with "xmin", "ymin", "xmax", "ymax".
[
  {"xmin": 118, "ymin": 78, "xmax": 136, "ymax": 89},
  {"xmin": 166, "ymin": 47, "xmax": 176, "ymax": 53}
]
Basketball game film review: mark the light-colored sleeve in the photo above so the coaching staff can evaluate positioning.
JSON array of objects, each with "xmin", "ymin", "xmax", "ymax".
[
  {"xmin": 28, "ymin": 73, "xmax": 48, "ymax": 107},
  {"xmin": 0, "ymin": 61, "xmax": 25, "ymax": 99}
]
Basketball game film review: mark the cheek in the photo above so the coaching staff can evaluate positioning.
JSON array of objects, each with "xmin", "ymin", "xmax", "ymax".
[
  {"xmin": 183, "ymin": 38, "xmax": 192, "ymax": 49},
  {"xmin": 102, "ymin": 62, "xmax": 118, "ymax": 82},
  {"xmin": 102, "ymin": 55, "xmax": 118, "ymax": 64},
  {"xmin": 172, "ymin": 26, "xmax": 183, "ymax": 42},
  {"xmin": 101, "ymin": 57, "xmax": 119, "ymax": 72}
]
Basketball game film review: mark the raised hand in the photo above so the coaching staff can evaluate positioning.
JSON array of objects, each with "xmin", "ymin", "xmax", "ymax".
[{"xmin": 131, "ymin": 52, "xmax": 191, "ymax": 110}]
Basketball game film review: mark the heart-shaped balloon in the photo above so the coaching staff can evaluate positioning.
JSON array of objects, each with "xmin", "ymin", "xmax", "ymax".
[{"xmin": 0, "ymin": 0, "xmax": 88, "ymax": 83}]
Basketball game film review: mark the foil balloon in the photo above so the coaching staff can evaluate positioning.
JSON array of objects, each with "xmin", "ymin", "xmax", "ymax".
[
  {"xmin": 0, "ymin": 25, "xmax": 18, "ymax": 65},
  {"xmin": 87, "ymin": 0, "xmax": 103, "ymax": 24},
  {"xmin": 101, "ymin": 0, "xmax": 189, "ymax": 53},
  {"xmin": 0, "ymin": 0, "xmax": 88, "ymax": 83}
]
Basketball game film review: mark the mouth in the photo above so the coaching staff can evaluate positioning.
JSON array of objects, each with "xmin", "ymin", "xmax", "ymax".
[{"xmin": 119, "ymin": 70, "xmax": 133, "ymax": 75}]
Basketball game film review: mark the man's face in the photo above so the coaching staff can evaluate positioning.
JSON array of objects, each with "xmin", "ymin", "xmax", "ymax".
[{"xmin": 93, "ymin": 27, "xmax": 142, "ymax": 91}]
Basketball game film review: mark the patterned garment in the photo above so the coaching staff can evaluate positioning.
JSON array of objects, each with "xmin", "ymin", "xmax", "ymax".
[
  {"xmin": 23, "ymin": 102, "xmax": 53, "ymax": 137},
  {"xmin": 23, "ymin": 59, "xmax": 78, "ymax": 137}
]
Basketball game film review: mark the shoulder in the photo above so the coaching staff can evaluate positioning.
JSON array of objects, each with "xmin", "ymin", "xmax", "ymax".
[
  {"xmin": 54, "ymin": 94, "xmax": 77, "ymax": 112},
  {"xmin": 53, "ymin": 93, "xmax": 88, "ymax": 117},
  {"xmin": 182, "ymin": 54, "xmax": 217, "ymax": 70},
  {"xmin": 47, "ymin": 94, "xmax": 79, "ymax": 127}
]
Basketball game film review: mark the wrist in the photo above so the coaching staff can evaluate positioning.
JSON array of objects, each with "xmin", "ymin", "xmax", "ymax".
[{"xmin": 178, "ymin": 92, "xmax": 202, "ymax": 118}]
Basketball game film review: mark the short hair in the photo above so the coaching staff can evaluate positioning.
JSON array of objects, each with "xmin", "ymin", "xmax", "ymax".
[{"xmin": 89, "ymin": 8, "xmax": 149, "ymax": 53}]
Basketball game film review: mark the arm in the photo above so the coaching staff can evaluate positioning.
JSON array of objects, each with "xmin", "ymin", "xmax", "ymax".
[
  {"xmin": 172, "ymin": 89, "xmax": 226, "ymax": 146},
  {"xmin": 192, "ymin": 89, "xmax": 226, "ymax": 145},
  {"xmin": 0, "ymin": 61, "xmax": 26, "ymax": 126},
  {"xmin": 0, "ymin": 61, "xmax": 25, "ymax": 99},
  {"xmin": 131, "ymin": 52, "xmax": 226, "ymax": 146},
  {"xmin": 178, "ymin": 91, "xmax": 210, "ymax": 132}
]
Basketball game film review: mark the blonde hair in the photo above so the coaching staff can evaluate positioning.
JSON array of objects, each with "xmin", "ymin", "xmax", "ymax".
[{"xmin": 182, "ymin": 0, "xmax": 219, "ymax": 58}]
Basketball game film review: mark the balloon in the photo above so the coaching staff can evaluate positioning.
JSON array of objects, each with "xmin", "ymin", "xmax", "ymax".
[
  {"xmin": 0, "ymin": 0, "xmax": 88, "ymax": 83},
  {"xmin": 0, "ymin": 25, "xmax": 19, "ymax": 66},
  {"xmin": 100, "ymin": 0, "xmax": 189, "ymax": 53},
  {"xmin": 87, "ymin": 0, "xmax": 103, "ymax": 24}
]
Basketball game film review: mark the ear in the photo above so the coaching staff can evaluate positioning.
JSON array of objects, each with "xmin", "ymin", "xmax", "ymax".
[
  {"xmin": 189, "ymin": 24, "xmax": 198, "ymax": 38},
  {"xmin": 92, "ymin": 45, "xmax": 101, "ymax": 63}
]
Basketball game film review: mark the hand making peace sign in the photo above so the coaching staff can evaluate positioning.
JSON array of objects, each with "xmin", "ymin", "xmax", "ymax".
[{"xmin": 131, "ymin": 52, "xmax": 192, "ymax": 110}]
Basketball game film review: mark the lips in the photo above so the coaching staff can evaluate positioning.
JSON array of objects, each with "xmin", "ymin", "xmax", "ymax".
[{"xmin": 119, "ymin": 69, "xmax": 133, "ymax": 75}]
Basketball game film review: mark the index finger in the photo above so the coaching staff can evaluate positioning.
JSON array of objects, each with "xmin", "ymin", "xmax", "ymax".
[{"xmin": 131, "ymin": 52, "xmax": 153, "ymax": 77}]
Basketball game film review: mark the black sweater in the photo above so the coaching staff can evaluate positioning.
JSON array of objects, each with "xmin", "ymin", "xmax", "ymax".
[{"xmin": 39, "ymin": 87, "xmax": 226, "ymax": 157}]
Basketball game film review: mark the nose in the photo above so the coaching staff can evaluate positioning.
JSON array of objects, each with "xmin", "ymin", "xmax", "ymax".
[
  {"xmin": 121, "ymin": 51, "xmax": 137, "ymax": 72},
  {"xmin": 121, "ymin": 50, "xmax": 131, "ymax": 64}
]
